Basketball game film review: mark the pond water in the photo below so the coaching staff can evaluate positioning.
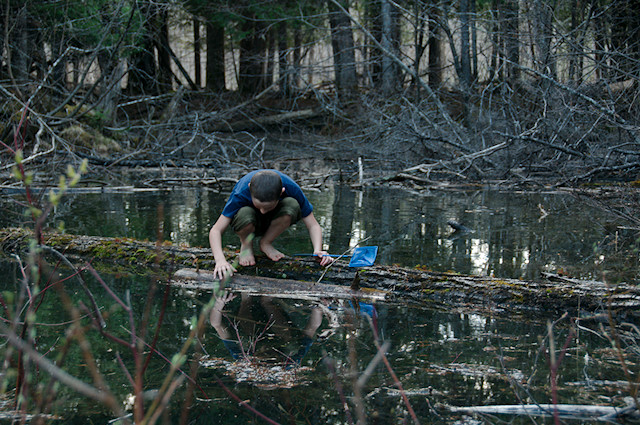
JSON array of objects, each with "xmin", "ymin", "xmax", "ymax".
[
  {"xmin": 3, "ymin": 185, "xmax": 638, "ymax": 282},
  {"xmin": 0, "ymin": 185, "xmax": 638, "ymax": 423}
]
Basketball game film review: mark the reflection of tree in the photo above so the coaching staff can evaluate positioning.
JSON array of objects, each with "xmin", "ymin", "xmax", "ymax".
[{"xmin": 328, "ymin": 186, "xmax": 356, "ymax": 252}]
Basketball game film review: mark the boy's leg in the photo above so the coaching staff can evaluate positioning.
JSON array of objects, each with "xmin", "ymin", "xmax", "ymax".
[
  {"xmin": 259, "ymin": 215, "xmax": 291, "ymax": 261},
  {"xmin": 259, "ymin": 197, "xmax": 301, "ymax": 261},
  {"xmin": 231, "ymin": 207, "xmax": 258, "ymax": 266}
]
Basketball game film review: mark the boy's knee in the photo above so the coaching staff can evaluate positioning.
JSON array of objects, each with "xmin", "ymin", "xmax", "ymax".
[
  {"xmin": 275, "ymin": 198, "xmax": 302, "ymax": 224},
  {"xmin": 231, "ymin": 206, "xmax": 257, "ymax": 233}
]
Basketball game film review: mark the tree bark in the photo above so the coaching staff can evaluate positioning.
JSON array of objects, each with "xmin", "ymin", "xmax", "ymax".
[
  {"xmin": 428, "ymin": 0, "xmax": 443, "ymax": 89},
  {"xmin": 459, "ymin": 0, "xmax": 471, "ymax": 87},
  {"xmin": 238, "ymin": 13, "xmax": 267, "ymax": 94},
  {"xmin": 503, "ymin": 0, "xmax": 520, "ymax": 81},
  {"xmin": 380, "ymin": 0, "xmax": 397, "ymax": 95},
  {"xmin": 193, "ymin": 17, "xmax": 201, "ymax": 88},
  {"xmin": 327, "ymin": 0, "xmax": 358, "ymax": 97},
  {"xmin": 156, "ymin": 7, "xmax": 172, "ymax": 90},
  {"xmin": 127, "ymin": 2, "xmax": 158, "ymax": 94},
  {"xmin": 205, "ymin": 19, "xmax": 225, "ymax": 91}
]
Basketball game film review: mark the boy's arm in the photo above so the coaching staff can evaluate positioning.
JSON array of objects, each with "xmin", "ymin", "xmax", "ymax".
[
  {"xmin": 302, "ymin": 212, "xmax": 333, "ymax": 266},
  {"xmin": 209, "ymin": 215, "xmax": 236, "ymax": 279}
]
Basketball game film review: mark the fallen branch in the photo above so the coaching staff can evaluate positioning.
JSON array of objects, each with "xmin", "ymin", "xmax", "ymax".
[{"xmin": 444, "ymin": 403, "xmax": 638, "ymax": 420}]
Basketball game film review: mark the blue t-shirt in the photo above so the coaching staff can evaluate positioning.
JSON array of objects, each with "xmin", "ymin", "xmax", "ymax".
[{"xmin": 221, "ymin": 170, "xmax": 313, "ymax": 218}]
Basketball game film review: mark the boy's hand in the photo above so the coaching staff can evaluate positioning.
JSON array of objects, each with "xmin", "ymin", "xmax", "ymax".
[
  {"xmin": 214, "ymin": 260, "xmax": 236, "ymax": 280},
  {"xmin": 314, "ymin": 250, "xmax": 334, "ymax": 266}
]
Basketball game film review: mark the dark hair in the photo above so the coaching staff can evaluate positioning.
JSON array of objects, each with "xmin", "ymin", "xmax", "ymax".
[{"xmin": 249, "ymin": 170, "xmax": 283, "ymax": 202}]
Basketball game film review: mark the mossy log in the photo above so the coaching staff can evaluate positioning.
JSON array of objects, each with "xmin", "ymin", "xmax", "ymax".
[{"xmin": 1, "ymin": 227, "xmax": 638, "ymax": 317}]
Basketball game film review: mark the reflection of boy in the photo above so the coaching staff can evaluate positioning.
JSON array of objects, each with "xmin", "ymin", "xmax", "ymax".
[
  {"xmin": 209, "ymin": 169, "xmax": 332, "ymax": 280},
  {"xmin": 209, "ymin": 292, "xmax": 323, "ymax": 365}
]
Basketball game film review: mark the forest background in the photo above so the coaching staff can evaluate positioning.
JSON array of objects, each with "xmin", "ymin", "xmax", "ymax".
[{"xmin": 1, "ymin": 0, "xmax": 639, "ymax": 194}]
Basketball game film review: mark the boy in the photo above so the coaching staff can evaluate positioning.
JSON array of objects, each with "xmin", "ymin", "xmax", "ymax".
[{"xmin": 209, "ymin": 169, "xmax": 332, "ymax": 279}]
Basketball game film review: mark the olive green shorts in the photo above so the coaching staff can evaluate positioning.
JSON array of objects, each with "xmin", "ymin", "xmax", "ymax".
[{"xmin": 230, "ymin": 197, "xmax": 302, "ymax": 236}]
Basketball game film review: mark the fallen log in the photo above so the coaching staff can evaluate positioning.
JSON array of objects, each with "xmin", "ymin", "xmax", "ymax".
[
  {"xmin": 173, "ymin": 268, "xmax": 386, "ymax": 302},
  {"xmin": 444, "ymin": 403, "xmax": 638, "ymax": 420},
  {"xmin": 1, "ymin": 228, "xmax": 639, "ymax": 316}
]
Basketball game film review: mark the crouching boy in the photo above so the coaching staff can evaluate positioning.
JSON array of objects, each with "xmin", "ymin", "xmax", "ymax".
[{"xmin": 209, "ymin": 169, "xmax": 332, "ymax": 279}]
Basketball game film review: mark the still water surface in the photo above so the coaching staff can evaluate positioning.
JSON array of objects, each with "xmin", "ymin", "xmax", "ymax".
[
  {"xmin": 0, "ymin": 185, "xmax": 637, "ymax": 423},
  {"xmin": 3, "ymin": 185, "xmax": 637, "ymax": 281}
]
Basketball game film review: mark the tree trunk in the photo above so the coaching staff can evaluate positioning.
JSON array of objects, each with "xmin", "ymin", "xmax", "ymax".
[
  {"xmin": 9, "ymin": 4, "xmax": 29, "ymax": 86},
  {"xmin": 592, "ymin": 0, "xmax": 606, "ymax": 81},
  {"xmin": 205, "ymin": 19, "xmax": 225, "ymax": 91},
  {"xmin": 264, "ymin": 25, "xmax": 277, "ymax": 90},
  {"xmin": 459, "ymin": 0, "xmax": 471, "ymax": 88},
  {"xmin": 292, "ymin": 25, "xmax": 302, "ymax": 90},
  {"xmin": 380, "ymin": 0, "xmax": 397, "ymax": 95},
  {"xmin": 503, "ymin": 0, "xmax": 520, "ymax": 81},
  {"xmin": 428, "ymin": 0, "xmax": 443, "ymax": 89},
  {"xmin": 0, "ymin": 0, "xmax": 4, "ymax": 81},
  {"xmin": 238, "ymin": 14, "xmax": 267, "ymax": 94},
  {"xmin": 365, "ymin": 0, "xmax": 382, "ymax": 87},
  {"xmin": 533, "ymin": 0, "xmax": 556, "ymax": 78},
  {"xmin": 411, "ymin": 1, "xmax": 427, "ymax": 96},
  {"xmin": 127, "ymin": 2, "xmax": 158, "ymax": 94},
  {"xmin": 277, "ymin": 21, "xmax": 290, "ymax": 95},
  {"xmin": 193, "ymin": 18, "xmax": 201, "ymax": 88},
  {"xmin": 327, "ymin": 0, "xmax": 358, "ymax": 98},
  {"xmin": 156, "ymin": 8, "xmax": 172, "ymax": 90},
  {"xmin": 470, "ymin": 0, "xmax": 478, "ymax": 80},
  {"xmin": 609, "ymin": 0, "xmax": 640, "ymax": 81}
]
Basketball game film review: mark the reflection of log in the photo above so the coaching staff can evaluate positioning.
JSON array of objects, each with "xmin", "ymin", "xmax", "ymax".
[
  {"xmin": 445, "ymin": 403, "xmax": 638, "ymax": 420},
  {"xmin": 173, "ymin": 268, "xmax": 386, "ymax": 301},
  {"xmin": 1, "ymin": 228, "xmax": 639, "ymax": 315}
]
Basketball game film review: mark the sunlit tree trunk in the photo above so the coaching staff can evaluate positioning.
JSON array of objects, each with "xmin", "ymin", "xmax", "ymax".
[
  {"xmin": 327, "ymin": 0, "xmax": 357, "ymax": 97},
  {"xmin": 206, "ymin": 19, "xmax": 225, "ymax": 91}
]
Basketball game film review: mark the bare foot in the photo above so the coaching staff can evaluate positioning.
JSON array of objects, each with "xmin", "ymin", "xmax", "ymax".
[
  {"xmin": 239, "ymin": 241, "xmax": 256, "ymax": 266},
  {"xmin": 259, "ymin": 241, "xmax": 285, "ymax": 262}
]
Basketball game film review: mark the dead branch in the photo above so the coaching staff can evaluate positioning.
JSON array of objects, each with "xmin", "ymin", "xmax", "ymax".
[{"xmin": 444, "ymin": 403, "xmax": 638, "ymax": 420}]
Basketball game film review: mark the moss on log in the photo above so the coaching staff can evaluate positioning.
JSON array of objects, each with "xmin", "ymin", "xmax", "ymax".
[{"xmin": 1, "ymin": 227, "xmax": 638, "ymax": 316}]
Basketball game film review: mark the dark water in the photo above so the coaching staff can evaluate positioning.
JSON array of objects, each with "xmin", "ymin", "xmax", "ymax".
[
  {"xmin": 3, "ymin": 185, "xmax": 637, "ymax": 281},
  {"xmin": 0, "ymin": 185, "xmax": 637, "ymax": 423}
]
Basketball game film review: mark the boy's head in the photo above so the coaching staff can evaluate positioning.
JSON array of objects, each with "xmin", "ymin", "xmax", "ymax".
[{"xmin": 249, "ymin": 170, "xmax": 283, "ymax": 203}]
